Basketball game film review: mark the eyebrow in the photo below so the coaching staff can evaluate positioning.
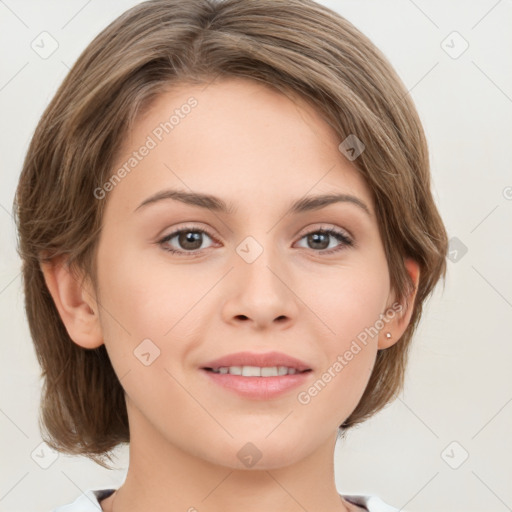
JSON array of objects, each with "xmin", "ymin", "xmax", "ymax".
[{"xmin": 134, "ymin": 189, "xmax": 371, "ymax": 216}]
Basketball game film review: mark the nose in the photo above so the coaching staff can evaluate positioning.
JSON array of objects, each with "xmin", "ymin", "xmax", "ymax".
[{"xmin": 221, "ymin": 244, "xmax": 299, "ymax": 331}]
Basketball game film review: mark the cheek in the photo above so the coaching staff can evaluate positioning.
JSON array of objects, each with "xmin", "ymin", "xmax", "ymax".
[
  {"xmin": 287, "ymin": 263, "xmax": 389, "ymax": 422},
  {"xmin": 95, "ymin": 244, "xmax": 217, "ymax": 382},
  {"xmin": 295, "ymin": 282, "xmax": 384, "ymax": 427},
  {"xmin": 95, "ymin": 253, "xmax": 200, "ymax": 417},
  {"xmin": 97, "ymin": 243, "xmax": 205, "ymax": 334},
  {"xmin": 303, "ymin": 261, "xmax": 390, "ymax": 343}
]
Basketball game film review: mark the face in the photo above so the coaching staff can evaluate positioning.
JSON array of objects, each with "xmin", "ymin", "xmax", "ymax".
[{"xmin": 90, "ymin": 77, "xmax": 400, "ymax": 469}]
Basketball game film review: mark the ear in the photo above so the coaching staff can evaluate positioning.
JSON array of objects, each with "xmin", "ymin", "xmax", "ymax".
[
  {"xmin": 378, "ymin": 258, "xmax": 420, "ymax": 349},
  {"xmin": 40, "ymin": 255, "xmax": 104, "ymax": 349}
]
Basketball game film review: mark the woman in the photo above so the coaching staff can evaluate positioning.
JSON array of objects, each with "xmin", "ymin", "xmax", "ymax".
[{"xmin": 13, "ymin": 1, "xmax": 448, "ymax": 510}]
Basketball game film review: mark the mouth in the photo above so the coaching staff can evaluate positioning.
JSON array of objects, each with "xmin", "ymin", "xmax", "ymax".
[
  {"xmin": 200, "ymin": 351, "xmax": 313, "ymax": 399},
  {"xmin": 203, "ymin": 366, "xmax": 312, "ymax": 377},
  {"xmin": 200, "ymin": 350, "xmax": 312, "ymax": 373}
]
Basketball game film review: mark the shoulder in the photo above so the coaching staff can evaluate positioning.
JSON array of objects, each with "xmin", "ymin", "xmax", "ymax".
[
  {"xmin": 53, "ymin": 490, "xmax": 400, "ymax": 512},
  {"xmin": 50, "ymin": 489, "xmax": 115, "ymax": 512},
  {"xmin": 341, "ymin": 493, "xmax": 403, "ymax": 512}
]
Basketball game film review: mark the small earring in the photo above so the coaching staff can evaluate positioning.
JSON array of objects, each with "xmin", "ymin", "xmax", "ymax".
[{"xmin": 385, "ymin": 332, "xmax": 392, "ymax": 339}]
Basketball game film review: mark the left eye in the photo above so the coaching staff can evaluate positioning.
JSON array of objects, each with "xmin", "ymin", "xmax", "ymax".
[
  {"xmin": 295, "ymin": 228, "xmax": 353, "ymax": 253},
  {"xmin": 157, "ymin": 226, "xmax": 353, "ymax": 256},
  {"xmin": 158, "ymin": 228, "xmax": 216, "ymax": 254}
]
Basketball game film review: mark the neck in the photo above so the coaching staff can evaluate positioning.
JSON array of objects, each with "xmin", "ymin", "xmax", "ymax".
[
  {"xmin": 102, "ymin": 400, "xmax": 359, "ymax": 512},
  {"xmin": 104, "ymin": 408, "xmax": 352, "ymax": 512}
]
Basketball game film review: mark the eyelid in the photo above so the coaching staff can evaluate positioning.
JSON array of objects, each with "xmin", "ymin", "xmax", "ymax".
[{"xmin": 295, "ymin": 223, "xmax": 353, "ymax": 243}]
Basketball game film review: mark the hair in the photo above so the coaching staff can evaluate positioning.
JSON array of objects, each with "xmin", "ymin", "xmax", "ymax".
[{"xmin": 13, "ymin": 0, "xmax": 447, "ymax": 468}]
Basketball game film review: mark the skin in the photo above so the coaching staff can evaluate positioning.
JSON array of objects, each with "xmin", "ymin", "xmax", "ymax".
[{"xmin": 42, "ymin": 77, "xmax": 419, "ymax": 512}]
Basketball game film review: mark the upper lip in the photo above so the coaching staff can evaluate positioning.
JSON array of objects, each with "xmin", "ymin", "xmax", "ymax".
[{"xmin": 201, "ymin": 351, "xmax": 312, "ymax": 372}]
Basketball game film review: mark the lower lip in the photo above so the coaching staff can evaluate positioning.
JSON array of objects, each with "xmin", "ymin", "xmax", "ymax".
[{"xmin": 201, "ymin": 369, "xmax": 311, "ymax": 399}]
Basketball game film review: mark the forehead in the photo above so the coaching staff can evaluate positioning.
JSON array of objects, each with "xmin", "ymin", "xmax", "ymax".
[{"xmin": 106, "ymin": 77, "xmax": 373, "ymax": 216}]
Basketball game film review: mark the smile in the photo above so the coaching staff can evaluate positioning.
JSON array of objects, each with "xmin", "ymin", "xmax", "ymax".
[
  {"xmin": 205, "ymin": 365, "xmax": 310, "ymax": 377},
  {"xmin": 201, "ymin": 367, "xmax": 313, "ymax": 399}
]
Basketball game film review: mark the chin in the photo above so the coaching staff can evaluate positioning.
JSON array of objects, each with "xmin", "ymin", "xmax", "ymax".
[{"xmin": 198, "ymin": 431, "xmax": 316, "ymax": 471}]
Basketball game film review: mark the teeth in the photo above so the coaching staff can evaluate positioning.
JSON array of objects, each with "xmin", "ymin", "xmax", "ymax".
[
  {"xmin": 210, "ymin": 365, "xmax": 301, "ymax": 376},
  {"xmin": 242, "ymin": 365, "xmax": 261, "ymax": 377},
  {"xmin": 229, "ymin": 366, "xmax": 242, "ymax": 375}
]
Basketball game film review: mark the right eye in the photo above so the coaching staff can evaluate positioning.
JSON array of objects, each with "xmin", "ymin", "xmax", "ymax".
[{"xmin": 157, "ymin": 226, "xmax": 217, "ymax": 256}]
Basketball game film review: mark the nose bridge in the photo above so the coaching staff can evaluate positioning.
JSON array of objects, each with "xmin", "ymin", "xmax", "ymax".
[
  {"xmin": 223, "ymin": 231, "xmax": 297, "ymax": 327},
  {"xmin": 236, "ymin": 233, "xmax": 286, "ymax": 297}
]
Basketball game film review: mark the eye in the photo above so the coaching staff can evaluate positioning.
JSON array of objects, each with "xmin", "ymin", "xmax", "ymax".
[
  {"xmin": 157, "ymin": 226, "xmax": 217, "ymax": 256},
  {"xmin": 295, "ymin": 227, "xmax": 353, "ymax": 254},
  {"xmin": 157, "ymin": 225, "xmax": 354, "ymax": 257}
]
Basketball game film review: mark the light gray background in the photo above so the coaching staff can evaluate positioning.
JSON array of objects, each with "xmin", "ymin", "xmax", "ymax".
[{"xmin": 1, "ymin": 1, "xmax": 511, "ymax": 511}]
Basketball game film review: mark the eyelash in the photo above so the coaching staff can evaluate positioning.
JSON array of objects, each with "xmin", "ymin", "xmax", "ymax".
[{"xmin": 157, "ymin": 224, "xmax": 354, "ymax": 257}]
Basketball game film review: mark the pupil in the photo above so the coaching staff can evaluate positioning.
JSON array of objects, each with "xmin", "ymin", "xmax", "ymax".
[
  {"xmin": 309, "ymin": 233, "xmax": 328, "ymax": 250},
  {"xmin": 180, "ymin": 231, "xmax": 202, "ymax": 250}
]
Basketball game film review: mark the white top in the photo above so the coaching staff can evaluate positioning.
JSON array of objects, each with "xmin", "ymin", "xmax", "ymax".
[{"xmin": 50, "ymin": 488, "xmax": 402, "ymax": 511}]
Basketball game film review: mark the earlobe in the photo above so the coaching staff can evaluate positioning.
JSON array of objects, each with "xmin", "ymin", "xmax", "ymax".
[
  {"xmin": 40, "ymin": 256, "xmax": 104, "ymax": 349},
  {"xmin": 378, "ymin": 258, "xmax": 420, "ymax": 349}
]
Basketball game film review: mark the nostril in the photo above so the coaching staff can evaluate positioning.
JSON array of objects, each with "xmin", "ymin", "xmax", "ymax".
[{"xmin": 235, "ymin": 315, "xmax": 249, "ymax": 320}]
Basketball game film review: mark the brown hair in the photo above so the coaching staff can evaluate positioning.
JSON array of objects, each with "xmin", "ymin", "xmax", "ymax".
[{"xmin": 13, "ymin": 0, "xmax": 447, "ymax": 468}]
